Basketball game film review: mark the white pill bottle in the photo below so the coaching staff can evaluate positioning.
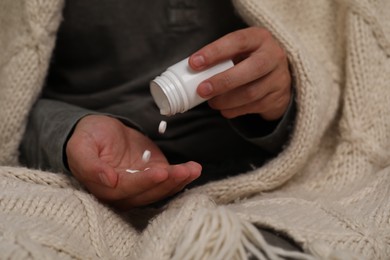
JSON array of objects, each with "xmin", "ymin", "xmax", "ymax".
[{"xmin": 150, "ymin": 57, "xmax": 234, "ymax": 116}]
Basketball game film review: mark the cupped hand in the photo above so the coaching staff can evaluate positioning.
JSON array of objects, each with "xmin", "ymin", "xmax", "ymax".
[
  {"xmin": 66, "ymin": 115, "xmax": 201, "ymax": 208},
  {"xmin": 189, "ymin": 26, "xmax": 292, "ymax": 121}
]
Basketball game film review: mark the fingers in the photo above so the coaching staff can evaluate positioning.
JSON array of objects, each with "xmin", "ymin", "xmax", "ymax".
[
  {"xmin": 209, "ymin": 64, "xmax": 291, "ymax": 120},
  {"xmin": 114, "ymin": 162, "xmax": 202, "ymax": 208},
  {"xmin": 197, "ymin": 41, "xmax": 286, "ymax": 99},
  {"xmin": 189, "ymin": 27, "xmax": 272, "ymax": 70},
  {"xmin": 219, "ymin": 89, "xmax": 291, "ymax": 120},
  {"xmin": 88, "ymin": 161, "xmax": 202, "ymax": 208},
  {"xmin": 188, "ymin": 26, "xmax": 291, "ymax": 120},
  {"xmin": 86, "ymin": 167, "xmax": 169, "ymax": 201},
  {"xmin": 190, "ymin": 27, "xmax": 282, "ymax": 97}
]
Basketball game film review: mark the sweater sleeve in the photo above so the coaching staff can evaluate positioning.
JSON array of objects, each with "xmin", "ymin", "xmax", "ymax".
[{"xmin": 18, "ymin": 99, "xmax": 142, "ymax": 174}]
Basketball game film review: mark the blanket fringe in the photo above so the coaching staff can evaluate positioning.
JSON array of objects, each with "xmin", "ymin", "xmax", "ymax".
[{"xmin": 171, "ymin": 206, "xmax": 316, "ymax": 260}]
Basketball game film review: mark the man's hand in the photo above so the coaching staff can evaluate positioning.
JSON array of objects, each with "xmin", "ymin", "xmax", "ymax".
[
  {"xmin": 189, "ymin": 26, "xmax": 291, "ymax": 121},
  {"xmin": 66, "ymin": 115, "xmax": 201, "ymax": 209}
]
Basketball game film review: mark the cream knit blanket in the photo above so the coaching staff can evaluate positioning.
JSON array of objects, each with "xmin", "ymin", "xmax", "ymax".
[{"xmin": 1, "ymin": 0, "xmax": 390, "ymax": 259}]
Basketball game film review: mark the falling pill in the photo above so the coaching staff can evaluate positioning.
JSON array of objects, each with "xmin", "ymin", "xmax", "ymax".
[
  {"xmin": 158, "ymin": 120, "xmax": 167, "ymax": 134},
  {"xmin": 142, "ymin": 150, "xmax": 151, "ymax": 163}
]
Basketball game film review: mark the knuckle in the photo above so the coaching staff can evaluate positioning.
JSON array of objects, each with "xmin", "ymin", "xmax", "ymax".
[
  {"xmin": 205, "ymin": 43, "xmax": 223, "ymax": 59},
  {"xmin": 220, "ymin": 109, "xmax": 236, "ymax": 119},
  {"xmin": 258, "ymin": 27, "xmax": 272, "ymax": 39},
  {"xmin": 214, "ymin": 73, "xmax": 235, "ymax": 91},
  {"xmin": 231, "ymin": 29, "xmax": 251, "ymax": 52},
  {"xmin": 282, "ymin": 71, "xmax": 292, "ymax": 88},
  {"xmin": 280, "ymin": 92, "xmax": 291, "ymax": 107},
  {"xmin": 273, "ymin": 92, "xmax": 290, "ymax": 110},
  {"xmin": 254, "ymin": 100, "xmax": 267, "ymax": 112},
  {"xmin": 251, "ymin": 26, "xmax": 273, "ymax": 44},
  {"xmin": 207, "ymin": 98, "xmax": 219, "ymax": 109},
  {"xmin": 243, "ymin": 85, "xmax": 260, "ymax": 101},
  {"xmin": 276, "ymin": 46, "xmax": 287, "ymax": 62},
  {"xmin": 252, "ymin": 57, "xmax": 266, "ymax": 74},
  {"xmin": 276, "ymin": 69, "xmax": 291, "ymax": 91}
]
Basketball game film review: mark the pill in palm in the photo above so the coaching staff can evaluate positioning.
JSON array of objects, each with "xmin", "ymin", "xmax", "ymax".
[{"xmin": 126, "ymin": 169, "xmax": 140, "ymax": 173}]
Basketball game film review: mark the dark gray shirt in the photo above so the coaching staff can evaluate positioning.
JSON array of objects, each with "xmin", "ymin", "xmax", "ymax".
[{"xmin": 19, "ymin": 0, "xmax": 295, "ymax": 185}]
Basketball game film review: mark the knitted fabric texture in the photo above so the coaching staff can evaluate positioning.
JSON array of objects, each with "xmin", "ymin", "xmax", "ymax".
[{"xmin": 1, "ymin": 0, "xmax": 390, "ymax": 259}]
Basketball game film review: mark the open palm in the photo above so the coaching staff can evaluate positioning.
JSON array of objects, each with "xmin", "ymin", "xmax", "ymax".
[{"xmin": 66, "ymin": 115, "xmax": 201, "ymax": 208}]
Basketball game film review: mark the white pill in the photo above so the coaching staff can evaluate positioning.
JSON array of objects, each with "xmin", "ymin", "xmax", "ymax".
[
  {"xmin": 158, "ymin": 120, "xmax": 167, "ymax": 134},
  {"xmin": 142, "ymin": 150, "xmax": 151, "ymax": 163},
  {"xmin": 126, "ymin": 169, "xmax": 140, "ymax": 173}
]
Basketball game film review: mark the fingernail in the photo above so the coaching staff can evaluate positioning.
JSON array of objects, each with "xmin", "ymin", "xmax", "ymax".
[
  {"xmin": 192, "ymin": 54, "xmax": 205, "ymax": 68},
  {"xmin": 198, "ymin": 82, "xmax": 213, "ymax": 97},
  {"xmin": 99, "ymin": 172, "xmax": 112, "ymax": 187}
]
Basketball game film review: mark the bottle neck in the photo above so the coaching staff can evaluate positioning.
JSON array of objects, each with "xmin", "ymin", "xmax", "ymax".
[{"xmin": 150, "ymin": 71, "xmax": 188, "ymax": 116}]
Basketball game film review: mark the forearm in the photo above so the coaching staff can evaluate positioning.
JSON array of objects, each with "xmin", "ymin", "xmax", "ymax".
[
  {"xmin": 19, "ymin": 99, "xmax": 142, "ymax": 173},
  {"xmin": 19, "ymin": 99, "xmax": 95, "ymax": 173}
]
